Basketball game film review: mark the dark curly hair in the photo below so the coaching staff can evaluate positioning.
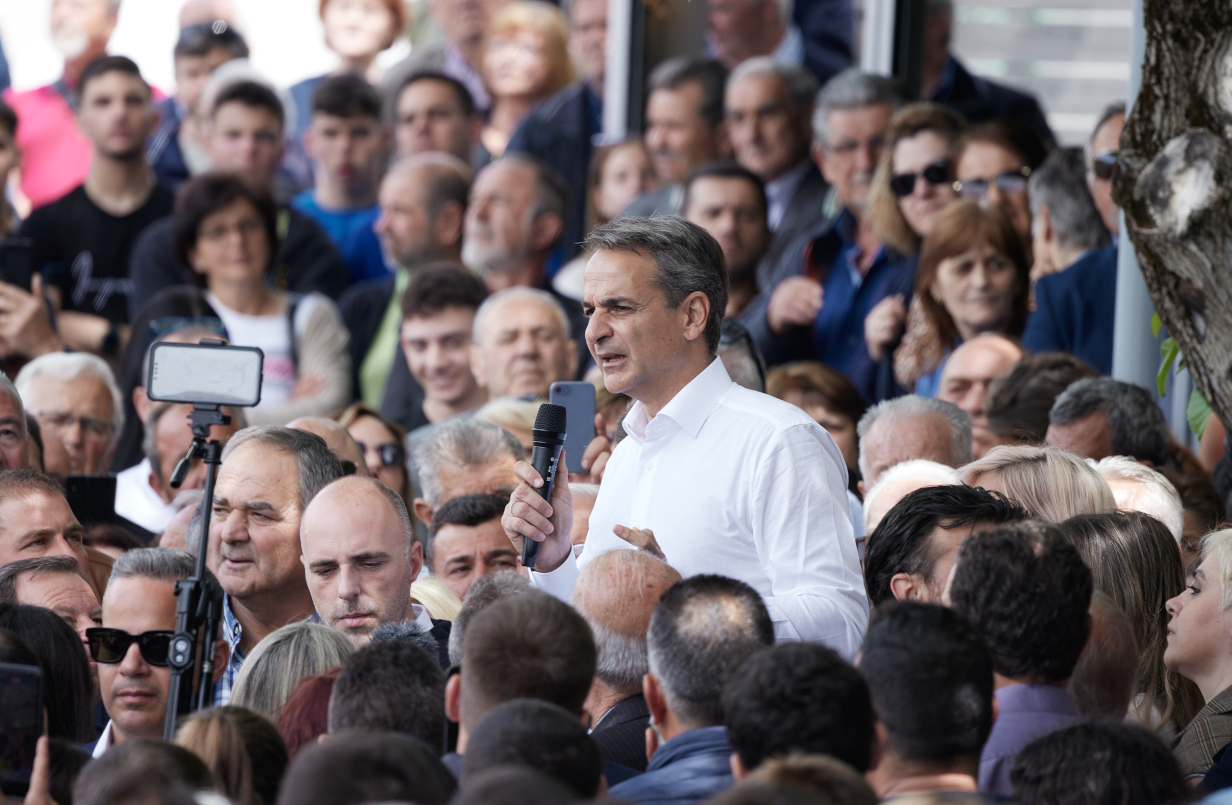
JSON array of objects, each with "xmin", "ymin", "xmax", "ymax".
[
  {"xmin": 1010, "ymin": 722, "xmax": 1188, "ymax": 805},
  {"xmin": 722, "ymin": 642, "xmax": 876, "ymax": 772},
  {"xmin": 949, "ymin": 521, "xmax": 1092, "ymax": 682}
]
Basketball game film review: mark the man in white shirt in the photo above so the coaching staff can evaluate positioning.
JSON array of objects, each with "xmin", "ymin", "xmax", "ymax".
[
  {"xmin": 114, "ymin": 402, "xmax": 242, "ymax": 536},
  {"xmin": 502, "ymin": 217, "xmax": 868, "ymax": 657}
]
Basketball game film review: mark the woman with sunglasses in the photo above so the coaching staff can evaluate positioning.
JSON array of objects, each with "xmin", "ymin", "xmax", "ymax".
[
  {"xmin": 891, "ymin": 199, "xmax": 1030, "ymax": 396},
  {"xmin": 173, "ymin": 173, "xmax": 351, "ymax": 426},
  {"xmin": 863, "ymin": 103, "xmax": 968, "ymax": 380},
  {"xmin": 335, "ymin": 403, "xmax": 413, "ymax": 515},
  {"xmin": 952, "ymin": 121, "xmax": 1049, "ymax": 275}
]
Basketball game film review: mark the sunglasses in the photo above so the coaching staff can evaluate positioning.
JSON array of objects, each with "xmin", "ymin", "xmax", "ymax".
[
  {"xmin": 890, "ymin": 159, "xmax": 950, "ymax": 198},
  {"xmin": 356, "ymin": 441, "xmax": 406, "ymax": 468},
  {"xmin": 1091, "ymin": 151, "xmax": 1118, "ymax": 180},
  {"xmin": 86, "ymin": 628, "xmax": 175, "ymax": 666},
  {"xmin": 953, "ymin": 166, "xmax": 1031, "ymax": 199}
]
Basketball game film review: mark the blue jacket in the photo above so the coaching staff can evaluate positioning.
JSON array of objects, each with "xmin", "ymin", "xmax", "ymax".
[
  {"xmin": 609, "ymin": 726, "xmax": 734, "ymax": 805},
  {"xmin": 1022, "ymin": 243, "xmax": 1117, "ymax": 375}
]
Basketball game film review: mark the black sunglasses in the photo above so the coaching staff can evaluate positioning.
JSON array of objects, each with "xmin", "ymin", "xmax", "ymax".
[
  {"xmin": 890, "ymin": 159, "xmax": 950, "ymax": 198},
  {"xmin": 86, "ymin": 628, "xmax": 175, "ymax": 666},
  {"xmin": 953, "ymin": 166, "xmax": 1032, "ymax": 199},
  {"xmin": 356, "ymin": 441, "xmax": 406, "ymax": 468},
  {"xmin": 1091, "ymin": 151, "xmax": 1118, "ymax": 181}
]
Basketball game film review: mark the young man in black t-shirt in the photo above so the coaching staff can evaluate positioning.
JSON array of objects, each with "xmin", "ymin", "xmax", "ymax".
[{"xmin": 16, "ymin": 56, "xmax": 172, "ymax": 359}]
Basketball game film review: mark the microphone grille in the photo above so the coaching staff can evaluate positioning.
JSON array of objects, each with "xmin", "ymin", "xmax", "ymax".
[{"xmin": 534, "ymin": 403, "xmax": 568, "ymax": 433}]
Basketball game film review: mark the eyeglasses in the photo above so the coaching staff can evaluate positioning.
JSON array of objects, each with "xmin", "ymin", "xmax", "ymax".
[
  {"xmin": 889, "ymin": 159, "xmax": 950, "ymax": 198},
  {"xmin": 86, "ymin": 628, "xmax": 175, "ymax": 666},
  {"xmin": 953, "ymin": 166, "xmax": 1032, "ymax": 199},
  {"xmin": 31, "ymin": 410, "xmax": 114, "ymax": 439},
  {"xmin": 1091, "ymin": 151, "xmax": 1118, "ymax": 181},
  {"xmin": 356, "ymin": 441, "xmax": 406, "ymax": 468},
  {"xmin": 200, "ymin": 218, "xmax": 264, "ymax": 243}
]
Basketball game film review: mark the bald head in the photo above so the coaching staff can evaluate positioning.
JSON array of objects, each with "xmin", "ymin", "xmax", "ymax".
[
  {"xmin": 300, "ymin": 476, "xmax": 420, "ymax": 645},
  {"xmin": 377, "ymin": 154, "xmax": 471, "ymax": 270},
  {"xmin": 937, "ymin": 335, "xmax": 1023, "ymax": 458},
  {"xmin": 288, "ymin": 417, "xmax": 369, "ymax": 476},
  {"xmin": 862, "ymin": 459, "xmax": 961, "ymax": 534},
  {"xmin": 571, "ymin": 550, "xmax": 682, "ymax": 696}
]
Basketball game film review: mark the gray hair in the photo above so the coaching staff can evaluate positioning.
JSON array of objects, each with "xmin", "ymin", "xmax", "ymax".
[
  {"xmin": 110, "ymin": 547, "xmax": 198, "ymax": 583},
  {"xmin": 857, "ymin": 395, "xmax": 973, "ymax": 481},
  {"xmin": 570, "ymin": 550, "xmax": 682, "ymax": 695},
  {"xmin": 220, "ymin": 425, "xmax": 345, "ymax": 510},
  {"xmin": 143, "ymin": 404, "xmax": 248, "ymax": 482},
  {"xmin": 489, "ymin": 154, "xmax": 568, "ymax": 220},
  {"xmin": 15, "ymin": 352, "xmax": 124, "ymax": 439},
  {"xmin": 1092, "ymin": 455, "xmax": 1185, "ymax": 543},
  {"xmin": 813, "ymin": 68, "xmax": 902, "ymax": 147},
  {"xmin": 229, "ymin": 621, "xmax": 355, "ymax": 719},
  {"xmin": 727, "ymin": 57, "xmax": 818, "ymax": 115},
  {"xmin": 1050, "ymin": 378, "xmax": 1171, "ymax": 467},
  {"xmin": 0, "ymin": 373, "xmax": 26, "ymax": 440},
  {"xmin": 472, "ymin": 287, "xmax": 573, "ymax": 346},
  {"xmin": 1029, "ymin": 147, "xmax": 1110, "ymax": 253},
  {"xmin": 586, "ymin": 217, "xmax": 728, "ymax": 355},
  {"xmin": 446, "ymin": 570, "xmax": 534, "ymax": 667},
  {"xmin": 412, "ymin": 419, "xmax": 523, "ymax": 509},
  {"xmin": 0, "ymin": 556, "xmax": 84, "ymax": 605}
]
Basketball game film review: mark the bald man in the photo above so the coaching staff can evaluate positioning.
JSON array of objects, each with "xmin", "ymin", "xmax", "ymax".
[
  {"xmin": 287, "ymin": 416, "xmax": 369, "ymax": 476},
  {"xmin": 299, "ymin": 475, "xmax": 421, "ymax": 646},
  {"xmin": 862, "ymin": 459, "xmax": 961, "ymax": 535},
  {"xmin": 936, "ymin": 334, "xmax": 1023, "ymax": 458},
  {"xmin": 569, "ymin": 549, "xmax": 682, "ymax": 771}
]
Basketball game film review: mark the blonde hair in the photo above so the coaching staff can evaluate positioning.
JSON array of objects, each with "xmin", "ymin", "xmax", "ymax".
[
  {"xmin": 474, "ymin": 398, "xmax": 544, "ymax": 436},
  {"xmin": 961, "ymin": 445, "xmax": 1115, "ymax": 523},
  {"xmin": 482, "ymin": 2, "xmax": 575, "ymax": 99},
  {"xmin": 866, "ymin": 103, "xmax": 968, "ymax": 255},
  {"xmin": 229, "ymin": 623, "xmax": 354, "ymax": 719},
  {"xmin": 1200, "ymin": 528, "xmax": 1232, "ymax": 611},
  {"xmin": 411, "ymin": 576, "xmax": 463, "ymax": 621}
]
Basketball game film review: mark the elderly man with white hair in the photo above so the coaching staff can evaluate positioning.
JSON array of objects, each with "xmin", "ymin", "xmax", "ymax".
[
  {"xmin": 862, "ymin": 459, "xmax": 962, "ymax": 536},
  {"xmin": 470, "ymin": 287, "xmax": 580, "ymax": 401},
  {"xmin": 1092, "ymin": 455, "xmax": 1185, "ymax": 546},
  {"xmin": 856, "ymin": 395, "xmax": 973, "ymax": 495},
  {"xmin": 15, "ymin": 352, "xmax": 123, "ymax": 475}
]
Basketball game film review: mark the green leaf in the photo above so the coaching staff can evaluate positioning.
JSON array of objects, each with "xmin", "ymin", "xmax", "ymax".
[
  {"xmin": 1152, "ymin": 312, "xmax": 1163, "ymax": 338},
  {"xmin": 1158, "ymin": 338, "xmax": 1179, "ymax": 396},
  {"xmin": 1187, "ymin": 388, "xmax": 1212, "ymax": 439}
]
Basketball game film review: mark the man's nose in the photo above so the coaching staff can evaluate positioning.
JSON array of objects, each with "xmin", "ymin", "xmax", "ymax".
[
  {"xmin": 337, "ymin": 566, "xmax": 361, "ymax": 602},
  {"xmin": 219, "ymin": 511, "xmax": 247, "ymax": 543},
  {"xmin": 118, "ymin": 642, "xmax": 149, "ymax": 676}
]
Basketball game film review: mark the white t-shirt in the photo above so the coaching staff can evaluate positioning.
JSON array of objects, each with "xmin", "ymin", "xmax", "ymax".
[{"xmin": 207, "ymin": 292, "xmax": 322, "ymax": 412}]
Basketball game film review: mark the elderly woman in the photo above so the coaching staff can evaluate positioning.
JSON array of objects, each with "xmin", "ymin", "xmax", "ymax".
[
  {"xmin": 173, "ymin": 173, "xmax": 351, "ymax": 425},
  {"xmin": 887, "ymin": 200, "xmax": 1030, "ymax": 396},
  {"xmin": 1059, "ymin": 512, "xmax": 1204, "ymax": 739},
  {"xmin": 1165, "ymin": 528, "xmax": 1232, "ymax": 780},
  {"xmin": 960, "ymin": 444, "xmax": 1115, "ymax": 523},
  {"xmin": 478, "ymin": 1, "xmax": 574, "ymax": 161}
]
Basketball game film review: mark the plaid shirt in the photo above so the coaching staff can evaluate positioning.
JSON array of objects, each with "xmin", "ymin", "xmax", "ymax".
[
  {"xmin": 213, "ymin": 594, "xmax": 246, "ymax": 706},
  {"xmin": 1175, "ymin": 685, "xmax": 1232, "ymax": 777}
]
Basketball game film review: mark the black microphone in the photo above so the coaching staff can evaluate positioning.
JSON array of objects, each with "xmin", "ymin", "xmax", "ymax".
[{"xmin": 523, "ymin": 403, "xmax": 567, "ymax": 570}]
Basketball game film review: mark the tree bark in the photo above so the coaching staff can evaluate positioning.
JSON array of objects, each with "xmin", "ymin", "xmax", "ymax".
[{"xmin": 1116, "ymin": 0, "xmax": 1232, "ymax": 427}]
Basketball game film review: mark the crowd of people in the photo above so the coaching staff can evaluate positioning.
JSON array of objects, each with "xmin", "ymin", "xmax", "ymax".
[{"xmin": 0, "ymin": 0, "xmax": 1229, "ymax": 804}]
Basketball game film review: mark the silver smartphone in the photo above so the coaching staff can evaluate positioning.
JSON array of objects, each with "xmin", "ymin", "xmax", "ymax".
[{"xmin": 549, "ymin": 381, "xmax": 596, "ymax": 474}]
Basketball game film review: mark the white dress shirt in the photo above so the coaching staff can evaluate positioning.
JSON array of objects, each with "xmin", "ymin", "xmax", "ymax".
[
  {"xmin": 114, "ymin": 458, "xmax": 175, "ymax": 534},
  {"xmin": 534, "ymin": 359, "xmax": 869, "ymax": 658},
  {"xmin": 92, "ymin": 721, "xmax": 114, "ymax": 758}
]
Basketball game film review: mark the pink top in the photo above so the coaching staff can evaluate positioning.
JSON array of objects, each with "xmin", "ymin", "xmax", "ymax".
[{"xmin": 3, "ymin": 84, "xmax": 93, "ymax": 210}]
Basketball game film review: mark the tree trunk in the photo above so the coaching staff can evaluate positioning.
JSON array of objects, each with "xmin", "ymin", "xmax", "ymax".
[{"xmin": 1116, "ymin": 0, "xmax": 1232, "ymax": 428}]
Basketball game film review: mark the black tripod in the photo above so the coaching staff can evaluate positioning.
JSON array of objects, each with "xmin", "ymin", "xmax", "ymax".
[{"xmin": 161, "ymin": 405, "xmax": 229, "ymax": 740}]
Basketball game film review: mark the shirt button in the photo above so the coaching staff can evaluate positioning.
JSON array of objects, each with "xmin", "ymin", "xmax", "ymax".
[{"xmin": 645, "ymin": 462, "xmax": 653, "ymax": 470}]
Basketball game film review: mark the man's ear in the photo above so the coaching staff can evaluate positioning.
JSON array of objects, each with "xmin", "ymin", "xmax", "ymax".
[
  {"xmin": 412, "ymin": 498, "xmax": 434, "ymax": 529},
  {"xmin": 133, "ymin": 386, "xmax": 151, "ymax": 423},
  {"xmin": 869, "ymin": 720, "xmax": 886, "ymax": 772},
  {"xmin": 445, "ymin": 672, "xmax": 462, "ymax": 724},
  {"xmin": 409, "ymin": 540, "xmax": 425, "ymax": 580},
  {"xmin": 435, "ymin": 199, "xmax": 465, "ymax": 249},
  {"xmin": 211, "ymin": 639, "xmax": 230, "ymax": 685},
  {"xmin": 889, "ymin": 572, "xmax": 922, "ymax": 602},
  {"xmin": 643, "ymin": 673, "xmax": 668, "ymax": 724},
  {"xmin": 470, "ymin": 343, "xmax": 488, "ymax": 392},
  {"xmin": 857, "ymin": 477, "xmax": 866, "ymax": 497},
  {"xmin": 531, "ymin": 212, "xmax": 564, "ymax": 252},
  {"xmin": 730, "ymin": 752, "xmax": 750, "ymax": 780},
  {"xmin": 679, "ymin": 291, "xmax": 710, "ymax": 344}
]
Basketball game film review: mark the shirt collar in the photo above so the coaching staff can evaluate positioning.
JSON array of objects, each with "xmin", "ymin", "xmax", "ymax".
[
  {"xmin": 624, "ymin": 358, "xmax": 733, "ymax": 442},
  {"xmin": 92, "ymin": 721, "xmax": 114, "ymax": 758},
  {"xmin": 765, "ymin": 160, "xmax": 812, "ymax": 225},
  {"xmin": 222, "ymin": 594, "xmax": 243, "ymax": 654}
]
